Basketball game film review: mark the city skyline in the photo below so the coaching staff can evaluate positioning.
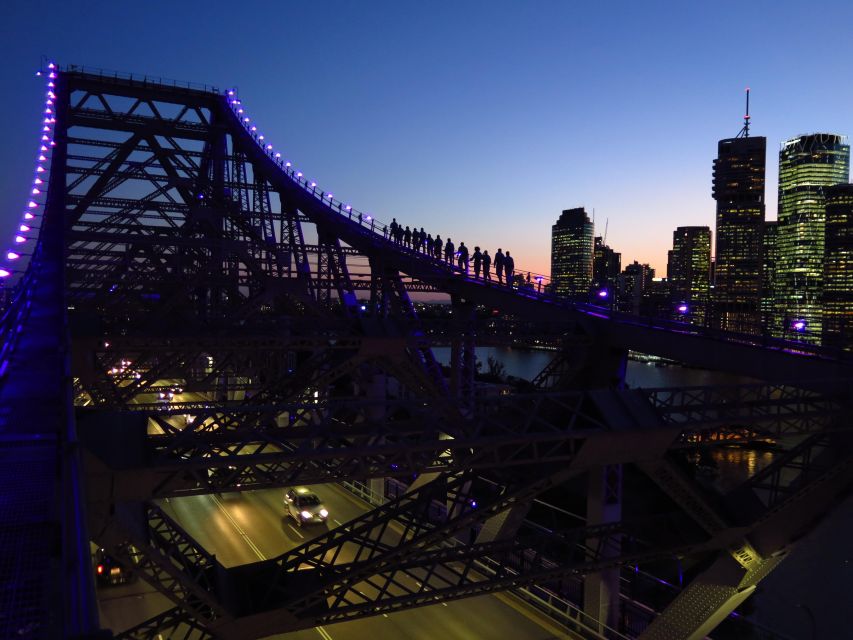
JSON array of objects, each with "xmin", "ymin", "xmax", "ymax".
[{"xmin": 2, "ymin": 2, "xmax": 853, "ymax": 277}]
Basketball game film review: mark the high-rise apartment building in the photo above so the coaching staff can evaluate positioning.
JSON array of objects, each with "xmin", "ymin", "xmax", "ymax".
[
  {"xmin": 776, "ymin": 134, "xmax": 850, "ymax": 342},
  {"xmin": 761, "ymin": 221, "xmax": 778, "ymax": 334},
  {"xmin": 593, "ymin": 236, "xmax": 621, "ymax": 292},
  {"xmin": 823, "ymin": 183, "xmax": 853, "ymax": 350},
  {"xmin": 667, "ymin": 226, "xmax": 711, "ymax": 325},
  {"xmin": 551, "ymin": 208, "xmax": 594, "ymax": 297},
  {"xmin": 617, "ymin": 261, "xmax": 654, "ymax": 315},
  {"xmin": 712, "ymin": 134, "xmax": 766, "ymax": 333}
]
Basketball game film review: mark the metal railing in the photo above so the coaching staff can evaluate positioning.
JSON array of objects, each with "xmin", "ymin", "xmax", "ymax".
[{"xmin": 61, "ymin": 64, "xmax": 221, "ymax": 94}]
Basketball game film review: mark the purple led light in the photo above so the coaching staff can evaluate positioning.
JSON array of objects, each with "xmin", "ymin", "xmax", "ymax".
[
  {"xmin": 33, "ymin": 178, "xmax": 42, "ymax": 185},
  {"xmin": 27, "ymin": 201, "xmax": 38, "ymax": 208},
  {"xmin": 0, "ymin": 269, "xmax": 11, "ymax": 278},
  {"xmin": 227, "ymin": 90, "xmax": 235, "ymax": 96},
  {"xmin": 326, "ymin": 193, "xmax": 333, "ymax": 199},
  {"xmin": 19, "ymin": 225, "xmax": 30, "ymax": 233},
  {"xmin": 47, "ymin": 81, "xmax": 54, "ymax": 88},
  {"xmin": 296, "ymin": 172, "xmax": 303, "ymax": 178},
  {"xmin": 310, "ymin": 181, "xmax": 317, "ymax": 188},
  {"xmin": 38, "ymin": 155, "xmax": 46, "ymax": 161},
  {"xmin": 266, "ymin": 144, "xmax": 273, "ymax": 150},
  {"xmin": 677, "ymin": 304, "xmax": 689, "ymax": 313},
  {"xmin": 40, "ymin": 145, "xmax": 48, "ymax": 151},
  {"xmin": 6, "ymin": 252, "xmax": 20, "ymax": 261},
  {"xmin": 49, "ymin": 72, "xmax": 56, "ymax": 79},
  {"xmin": 48, "ymin": 62, "xmax": 55, "ymax": 69},
  {"xmin": 366, "ymin": 215, "xmax": 372, "ymax": 220},
  {"xmin": 237, "ymin": 108, "xmax": 244, "ymax": 114},
  {"xmin": 275, "ymin": 152, "xmax": 281, "ymax": 158},
  {"xmin": 14, "ymin": 236, "xmax": 26, "ymax": 244},
  {"xmin": 792, "ymin": 320, "xmax": 807, "ymax": 332},
  {"xmin": 41, "ymin": 135, "xmax": 49, "ymax": 141},
  {"xmin": 285, "ymin": 161, "xmax": 291, "ymax": 167},
  {"xmin": 345, "ymin": 205, "xmax": 352, "ymax": 211},
  {"xmin": 243, "ymin": 117, "xmax": 250, "ymax": 122},
  {"xmin": 251, "ymin": 126, "xmax": 257, "ymax": 132},
  {"xmin": 598, "ymin": 289, "xmax": 608, "ymax": 298},
  {"xmin": 23, "ymin": 212, "xmax": 34, "ymax": 220},
  {"xmin": 36, "ymin": 166, "xmax": 45, "ymax": 173},
  {"xmin": 31, "ymin": 188, "xmax": 39, "ymax": 195}
]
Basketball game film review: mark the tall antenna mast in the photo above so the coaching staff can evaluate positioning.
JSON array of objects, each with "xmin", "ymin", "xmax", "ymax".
[{"xmin": 737, "ymin": 87, "xmax": 751, "ymax": 138}]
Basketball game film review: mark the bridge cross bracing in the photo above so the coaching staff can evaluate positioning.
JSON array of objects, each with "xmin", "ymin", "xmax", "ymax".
[{"xmin": 0, "ymin": 65, "xmax": 851, "ymax": 640}]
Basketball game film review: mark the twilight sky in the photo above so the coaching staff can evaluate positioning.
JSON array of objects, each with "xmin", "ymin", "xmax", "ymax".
[{"xmin": 1, "ymin": 1, "xmax": 852, "ymax": 276}]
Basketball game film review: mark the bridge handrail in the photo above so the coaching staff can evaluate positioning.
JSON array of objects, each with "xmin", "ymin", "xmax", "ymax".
[
  {"xmin": 60, "ymin": 64, "xmax": 221, "ymax": 94},
  {"xmin": 222, "ymin": 89, "xmax": 851, "ymax": 364}
]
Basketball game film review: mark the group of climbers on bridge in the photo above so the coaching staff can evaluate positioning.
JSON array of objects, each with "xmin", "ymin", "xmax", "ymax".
[{"xmin": 386, "ymin": 218, "xmax": 516, "ymax": 287}]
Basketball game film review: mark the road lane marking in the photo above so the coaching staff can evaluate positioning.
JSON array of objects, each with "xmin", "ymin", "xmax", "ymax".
[
  {"xmin": 211, "ymin": 494, "xmax": 266, "ymax": 560},
  {"xmin": 316, "ymin": 626, "xmax": 334, "ymax": 640},
  {"xmin": 287, "ymin": 523, "xmax": 305, "ymax": 539}
]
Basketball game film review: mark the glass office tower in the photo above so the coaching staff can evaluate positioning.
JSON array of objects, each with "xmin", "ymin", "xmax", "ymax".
[
  {"xmin": 551, "ymin": 208, "xmax": 594, "ymax": 298},
  {"xmin": 823, "ymin": 183, "xmax": 853, "ymax": 350},
  {"xmin": 667, "ymin": 226, "xmax": 711, "ymax": 325},
  {"xmin": 760, "ymin": 221, "xmax": 778, "ymax": 335},
  {"xmin": 712, "ymin": 136, "xmax": 766, "ymax": 333},
  {"xmin": 776, "ymin": 134, "xmax": 850, "ymax": 343}
]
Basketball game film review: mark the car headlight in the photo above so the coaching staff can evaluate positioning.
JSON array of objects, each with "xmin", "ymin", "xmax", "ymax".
[
  {"xmin": 319, "ymin": 509, "xmax": 328, "ymax": 518},
  {"xmin": 300, "ymin": 510, "xmax": 312, "ymax": 519}
]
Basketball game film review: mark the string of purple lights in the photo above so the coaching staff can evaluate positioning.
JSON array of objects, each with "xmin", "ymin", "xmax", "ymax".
[{"xmin": 0, "ymin": 62, "xmax": 56, "ymax": 280}]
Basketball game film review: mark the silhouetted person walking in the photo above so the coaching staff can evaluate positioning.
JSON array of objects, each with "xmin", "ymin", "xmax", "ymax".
[
  {"xmin": 426, "ymin": 233, "xmax": 434, "ymax": 257},
  {"xmin": 444, "ymin": 238, "xmax": 455, "ymax": 264},
  {"xmin": 472, "ymin": 246, "xmax": 482, "ymax": 279},
  {"xmin": 482, "ymin": 250, "xmax": 491, "ymax": 281},
  {"xmin": 504, "ymin": 251, "xmax": 514, "ymax": 287},
  {"xmin": 434, "ymin": 235, "xmax": 442, "ymax": 259},
  {"xmin": 457, "ymin": 242, "xmax": 469, "ymax": 273},
  {"xmin": 494, "ymin": 248, "xmax": 505, "ymax": 284},
  {"xmin": 390, "ymin": 218, "xmax": 399, "ymax": 243},
  {"xmin": 419, "ymin": 228, "xmax": 427, "ymax": 253}
]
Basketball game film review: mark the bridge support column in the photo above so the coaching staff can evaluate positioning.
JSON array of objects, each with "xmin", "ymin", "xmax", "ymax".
[
  {"xmin": 449, "ymin": 297, "xmax": 476, "ymax": 411},
  {"xmin": 583, "ymin": 463, "xmax": 623, "ymax": 633}
]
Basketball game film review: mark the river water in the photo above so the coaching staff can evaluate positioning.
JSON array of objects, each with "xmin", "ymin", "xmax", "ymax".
[{"xmin": 432, "ymin": 345, "xmax": 850, "ymax": 639}]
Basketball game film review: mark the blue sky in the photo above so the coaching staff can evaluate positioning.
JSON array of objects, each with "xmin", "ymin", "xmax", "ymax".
[{"xmin": 1, "ymin": 1, "xmax": 852, "ymax": 276}]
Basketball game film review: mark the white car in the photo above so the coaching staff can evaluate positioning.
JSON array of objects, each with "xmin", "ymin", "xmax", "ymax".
[{"xmin": 284, "ymin": 487, "xmax": 329, "ymax": 526}]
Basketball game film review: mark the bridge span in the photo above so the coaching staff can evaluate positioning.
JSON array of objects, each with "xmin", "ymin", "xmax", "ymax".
[{"xmin": 1, "ymin": 65, "xmax": 851, "ymax": 640}]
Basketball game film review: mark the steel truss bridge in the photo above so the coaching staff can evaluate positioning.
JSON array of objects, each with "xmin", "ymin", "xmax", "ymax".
[{"xmin": 2, "ymin": 66, "xmax": 852, "ymax": 640}]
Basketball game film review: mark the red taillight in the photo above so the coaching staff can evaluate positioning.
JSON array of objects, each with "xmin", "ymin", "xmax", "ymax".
[{"xmin": 96, "ymin": 565, "xmax": 104, "ymax": 574}]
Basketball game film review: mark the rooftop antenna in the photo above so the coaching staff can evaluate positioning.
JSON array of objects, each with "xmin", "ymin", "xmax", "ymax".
[{"xmin": 736, "ymin": 87, "xmax": 750, "ymax": 138}]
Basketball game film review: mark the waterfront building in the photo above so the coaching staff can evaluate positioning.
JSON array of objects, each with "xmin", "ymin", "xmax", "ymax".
[
  {"xmin": 593, "ymin": 236, "xmax": 621, "ymax": 294},
  {"xmin": 551, "ymin": 208, "xmax": 594, "ymax": 298},
  {"xmin": 617, "ymin": 261, "xmax": 654, "ymax": 315},
  {"xmin": 776, "ymin": 133, "xmax": 850, "ymax": 342},
  {"xmin": 712, "ymin": 133, "xmax": 766, "ymax": 334},
  {"xmin": 823, "ymin": 183, "xmax": 853, "ymax": 350},
  {"xmin": 761, "ymin": 221, "xmax": 778, "ymax": 335},
  {"xmin": 667, "ymin": 226, "xmax": 711, "ymax": 325}
]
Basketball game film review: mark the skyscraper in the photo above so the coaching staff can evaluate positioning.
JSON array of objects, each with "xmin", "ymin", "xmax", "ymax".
[
  {"xmin": 776, "ymin": 134, "xmax": 850, "ymax": 342},
  {"xmin": 761, "ymin": 221, "xmax": 778, "ymax": 335},
  {"xmin": 617, "ymin": 261, "xmax": 654, "ymax": 315},
  {"xmin": 823, "ymin": 184, "xmax": 853, "ymax": 350},
  {"xmin": 593, "ymin": 236, "xmax": 621, "ymax": 293},
  {"xmin": 667, "ymin": 226, "xmax": 711, "ymax": 325},
  {"xmin": 551, "ymin": 208, "xmax": 594, "ymax": 298},
  {"xmin": 712, "ymin": 123, "xmax": 766, "ymax": 334}
]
